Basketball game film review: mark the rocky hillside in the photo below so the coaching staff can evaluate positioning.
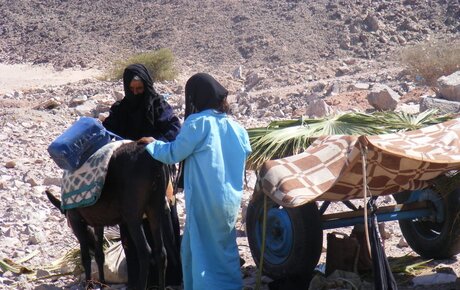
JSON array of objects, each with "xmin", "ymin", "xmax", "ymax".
[{"xmin": 0, "ymin": 0, "xmax": 458, "ymax": 70}]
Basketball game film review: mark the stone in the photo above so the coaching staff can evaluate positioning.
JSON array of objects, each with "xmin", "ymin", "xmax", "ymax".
[
  {"xmin": 244, "ymin": 72, "xmax": 264, "ymax": 92},
  {"xmin": 113, "ymin": 90, "xmax": 124, "ymax": 101},
  {"xmin": 335, "ymin": 66, "xmax": 350, "ymax": 77},
  {"xmin": 437, "ymin": 71, "xmax": 460, "ymax": 102},
  {"xmin": 35, "ymin": 269, "xmax": 51, "ymax": 279},
  {"xmin": 396, "ymin": 35, "xmax": 406, "ymax": 45},
  {"xmin": 325, "ymin": 82, "xmax": 341, "ymax": 96},
  {"xmin": 399, "ymin": 19, "xmax": 420, "ymax": 32},
  {"xmin": 232, "ymin": 65, "xmax": 245, "ymax": 80},
  {"xmin": 397, "ymin": 237, "xmax": 409, "ymax": 248},
  {"xmin": 412, "ymin": 273, "xmax": 457, "ymax": 286},
  {"xmin": 305, "ymin": 99, "xmax": 333, "ymax": 118},
  {"xmin": 74, "ymin": 100, "xmax": 98, "ymax": 116},
  {"xmin": 312, "ymin": 81, "xmax": 327, "ymax": 92},
  {"xmin": 4, "ymin": 227, "xmax": 17, "ymax": 237},
  {"xmin": 420, "ymin": 95, "xmax": 460, "ymax": 114},
  {"xmin": 349, "ymin": 82, "xmax": 370, "ymax": 91},
  {"xmin": 25, "ymin": 177, "xmax": 39, "ymax": 186},
  {"xmin": 36, "ymin": 98, "xmax": 61, "ymax": 110},
  {"xmin": 174, "ymin": 85, "xmax": 183, "ymax": 94},
  {"xmin": 364, "ymin": 14, "xmax": 380, "ymax": 31},
  {"xmin": 5, "ymin": 160, "xmax": 16, "ymax": 168},
  {"xmin": 378, "ymin": 223, "xmax": 391, "ymax": 239},
  {"xmin": 367, "ymin": 84, "xmax": 400, "ymax": 111},
  {"xmin": 69, "ymin": 95, "xmax": 87, "ymax": 106},
  {"xmin": 29, "ymin": 231, "xmax": 46, "ymax": 245}
]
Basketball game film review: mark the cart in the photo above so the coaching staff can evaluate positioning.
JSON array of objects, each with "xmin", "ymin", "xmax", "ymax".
[{"xmin": 246, "ymin": 119, "xmax": 460, "ymax": 282}]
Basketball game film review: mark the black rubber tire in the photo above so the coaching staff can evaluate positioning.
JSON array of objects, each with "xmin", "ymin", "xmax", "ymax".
[
  {"xmin": 393, "ymin": 188, "xmax": 460, "ymax": 259},
  {"xmin": 246, "ymin": 194, "xmax": 323, "ymax": 279}
]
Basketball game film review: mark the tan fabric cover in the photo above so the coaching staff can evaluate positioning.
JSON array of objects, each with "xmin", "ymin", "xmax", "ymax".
[{"xmin": 256, "ymin": 118, "xmax": 460, "ymax": 208}]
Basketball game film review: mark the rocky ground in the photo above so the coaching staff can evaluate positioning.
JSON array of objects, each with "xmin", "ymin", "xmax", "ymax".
[
  {"xmin": 0, "ymin": 69, "xmax": 459, "ymax": 290},
  {"xmin": 0, "ymin": 0, "xmax": 459, "ymax": 289}
]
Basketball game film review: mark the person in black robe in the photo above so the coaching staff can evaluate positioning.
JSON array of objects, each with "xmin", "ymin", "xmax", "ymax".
[{"xmin": 103, "ymin": 63, "xmax": 182, "ymax": 288}]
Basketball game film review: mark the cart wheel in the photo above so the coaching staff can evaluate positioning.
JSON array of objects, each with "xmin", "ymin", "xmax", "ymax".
[
  {"xmin": 246, "ymin": 194, "xmax": 323, "ymax": 279},
  {"xmin": 393, "ymin": 188, "xmax": 460, "ymax": 259}
]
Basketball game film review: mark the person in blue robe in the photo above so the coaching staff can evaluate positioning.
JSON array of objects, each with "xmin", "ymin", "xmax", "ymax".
[{"xmin": 142, "ymin": 72, "xmax": 252, "ymax": 290}]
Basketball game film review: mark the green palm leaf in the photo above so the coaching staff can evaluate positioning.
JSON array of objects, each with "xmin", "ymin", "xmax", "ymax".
[
  {"xmin": 246, "ymin": 110, "xmax": 452, "ymax": 170},
  {"xmin": 373, "ymin": 109, "xmax": 451, "ymax": 132}
]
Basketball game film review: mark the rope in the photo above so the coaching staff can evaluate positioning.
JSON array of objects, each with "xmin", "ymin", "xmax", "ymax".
[
  {"xmin": 360, "ymin": 143, "xmax": 372, "ymax": 258},
  {"xmin": 255, "ymin": 194, "xmax": 268, "ymax": 290}
]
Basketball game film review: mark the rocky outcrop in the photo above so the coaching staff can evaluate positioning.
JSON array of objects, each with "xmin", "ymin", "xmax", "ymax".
[{"xmin": 0, "ymin": 1, "xmax": 457, "ymax": 69}]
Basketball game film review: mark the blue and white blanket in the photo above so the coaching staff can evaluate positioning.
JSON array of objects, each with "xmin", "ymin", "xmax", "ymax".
[{"xmin": 61, "ymin": 140, "xmax": 131, "ymax": 210}]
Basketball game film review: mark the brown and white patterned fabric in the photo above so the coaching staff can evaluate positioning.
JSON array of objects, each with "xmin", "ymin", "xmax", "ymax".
[
  {"xmin": 61, "ymin": 140, "xmax": 132, "ymax": 210},
  {"xmin": 256, "ymin": 118, "xmax": 460, "ymax": 208}
]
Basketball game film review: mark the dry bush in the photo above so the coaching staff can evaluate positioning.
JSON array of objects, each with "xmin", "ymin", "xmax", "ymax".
[
  {"xmin": 106, "ymin": 48, "xmax": 177, "ymax": 82},
  {"xmin": 399, "ymin": 39, "xmax": 460, "ymax": 86}
]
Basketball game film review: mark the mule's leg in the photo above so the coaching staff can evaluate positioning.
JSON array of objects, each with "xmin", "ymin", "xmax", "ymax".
[
  {"xmin": 68, "ymin": 215, "xmax": 93, "ymax": 285},
  {"xmin": 125, "ymin": 221, "xmax": 152, "ymax": 290},
  {"xmin": 94, "ymin": 226, "xmax": 105, "ymax": 285},
  {"xmin": 120, "ymin": 223, "xmax": 139, "ymax": 289},
  {"xmin": 143, "ymin": 165, "xmax": 168, "ymax": 290},
  {"xmin": 146, "ymin": 206, "xmax": 166, "ymax": 290}
]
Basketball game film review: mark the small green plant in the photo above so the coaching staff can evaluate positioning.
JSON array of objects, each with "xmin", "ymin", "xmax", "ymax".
[
  {"xmin": 399, "ymin": 39, "xmax": 460, "ymax": 86},
  {"xmin": 107, "ymin": 48, "xmax": 177, "ymax": 82}
]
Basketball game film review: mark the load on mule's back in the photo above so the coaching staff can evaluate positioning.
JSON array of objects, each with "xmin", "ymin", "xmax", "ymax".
[{"xmin": 45, "ymin": 63, "xmax": 183, "ymax": 289}]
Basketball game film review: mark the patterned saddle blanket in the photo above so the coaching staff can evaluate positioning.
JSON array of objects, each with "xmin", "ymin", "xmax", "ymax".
[{"xmin": 61, "ymin": 140, "xmax": 132, "ymax": 210}]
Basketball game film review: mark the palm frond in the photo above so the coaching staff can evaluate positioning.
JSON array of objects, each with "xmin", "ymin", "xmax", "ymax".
[
  {"xmin": 246, "ymin": 111, "xmax": 453, "ymax": 170},
  {"xmin": 388, "ymin": 254, "xmax": 432, "ymax": 275},
  {"xmin": 373, "ymin": 109, "xmax": 451, "ymax": 132}
]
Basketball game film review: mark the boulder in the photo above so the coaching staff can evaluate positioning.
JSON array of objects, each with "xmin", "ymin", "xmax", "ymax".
[
  {"xmin": 420, "ymin": 95, "xmax": 460, "ymax": 114},
  {"xmin": 437, "ymin": 71, "xmax": 460, "ymax": 102},
  {"xmin": 367, "ymin": 84, "xmax": 400, "ymax": 110},
  {"xmin": 305, "ymin": 99, "xmax": 333, "ymax": 118}
]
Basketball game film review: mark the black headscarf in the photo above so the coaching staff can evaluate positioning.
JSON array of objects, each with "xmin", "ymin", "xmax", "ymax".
[
  {"xmin": 184, "ymin": 73, "xmax": 228, "ymax": 119},
  {"xmin": 103, "ymin": 64, "xmax": 181, "ymax": 141},
  {"xmin": 175, "ymin": 73, "xmax": 229, "ymax": 192},
  {"xmin": 121, "ymin": 63, "xmax": 159, "ymax": 126}
]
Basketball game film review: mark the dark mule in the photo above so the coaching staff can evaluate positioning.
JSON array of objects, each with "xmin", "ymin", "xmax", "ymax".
[{"xmin": 46, "ymin": 142, "xmax": 171, "ymax": 290}]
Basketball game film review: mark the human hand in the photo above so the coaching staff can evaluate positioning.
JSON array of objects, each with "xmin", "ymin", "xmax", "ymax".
[{"xmin": 137, "ymin": 137, "xmax": 155, "ymax": 144}]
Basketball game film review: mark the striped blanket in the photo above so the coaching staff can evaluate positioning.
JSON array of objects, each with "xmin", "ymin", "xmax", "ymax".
[
  {"xmin": 256, "ymin": 118, "xmax": 460, "ymax": 208},
  {"xmin": 61, "ymin": 140, "xmax": 131, "ymax": 210}
]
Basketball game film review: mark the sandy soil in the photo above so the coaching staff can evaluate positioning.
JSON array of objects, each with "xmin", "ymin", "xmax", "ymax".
[{"xmin": 0, "ymin": 64, "xmax": 101, "ymax": 94}]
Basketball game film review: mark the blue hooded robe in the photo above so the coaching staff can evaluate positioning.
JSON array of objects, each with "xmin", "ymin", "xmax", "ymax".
[{"xmin": 146, "ymin": 109, "xmax": 251, "ymax": 290}]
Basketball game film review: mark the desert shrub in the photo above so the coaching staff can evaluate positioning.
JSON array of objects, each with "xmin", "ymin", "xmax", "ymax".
[
  {"xmin": 106, "ymin": 48, "xmax": 177, "ymax": 82},
  {"xmin": 399, "ymin": 39, "xmax": 460, "ymax": 86}
]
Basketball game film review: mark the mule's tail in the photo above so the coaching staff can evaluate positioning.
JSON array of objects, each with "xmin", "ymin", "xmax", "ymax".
[{"xmin": 45, "ymin": 190, "xmax": 65, "ymax": 214}]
